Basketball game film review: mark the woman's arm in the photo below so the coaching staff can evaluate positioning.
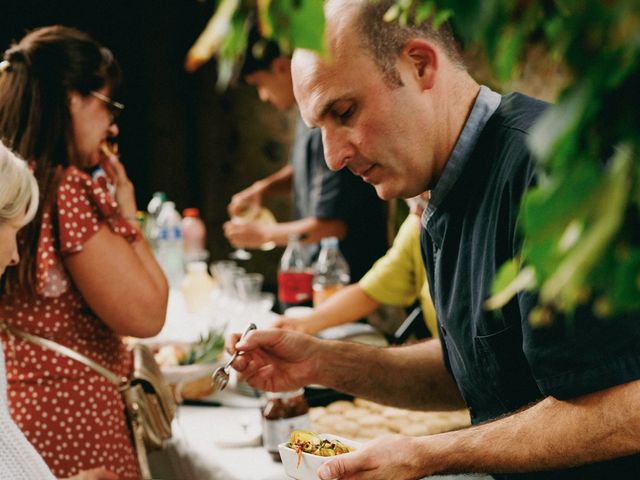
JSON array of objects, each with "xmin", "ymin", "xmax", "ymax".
[
  {"xmin": 64, "ymin": 225, "xmax": 168, "ymax": 338},
  {"xmin": 64, "ymin": 156, "xmax": 168, "ymax": 338}
]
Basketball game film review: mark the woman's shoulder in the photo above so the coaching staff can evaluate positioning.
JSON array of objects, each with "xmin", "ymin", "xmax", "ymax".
[
  {"xmin": 55, "ymin": 165, "xmax": 118, "ymax": 216},
  {"xmin": 57, "ymin": 165, "xmax": 95, "ymax": 191}
]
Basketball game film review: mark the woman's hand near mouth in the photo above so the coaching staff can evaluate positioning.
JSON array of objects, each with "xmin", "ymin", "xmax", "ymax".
[{"xmin": 100, "ymin": 143, "xmax": 137, "ymax": 218}]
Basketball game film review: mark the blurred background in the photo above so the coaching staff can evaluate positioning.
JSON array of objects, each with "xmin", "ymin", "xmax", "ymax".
[
  {"xmin": 0, "ymin": 0, "xmax": 568, "ymax": 291},
  {"xmin": 0, "ymin": 0, "xmax": 295, "ymax": 286}
]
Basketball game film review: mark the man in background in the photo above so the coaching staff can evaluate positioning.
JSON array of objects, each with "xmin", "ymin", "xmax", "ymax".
[{"xmin": 224, "ymin": 25, "xmax": 388, "ymax": 283}]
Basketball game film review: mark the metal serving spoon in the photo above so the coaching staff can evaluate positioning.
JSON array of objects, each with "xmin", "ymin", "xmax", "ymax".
[{"xmin": 211, "ymin": 323, "xmax": 257, "ymax": 393}]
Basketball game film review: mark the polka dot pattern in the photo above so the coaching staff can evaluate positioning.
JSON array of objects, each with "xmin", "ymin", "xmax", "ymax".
[{"xmin": 0, "ymin": 167, "xmax": 140, "ymax": 479}]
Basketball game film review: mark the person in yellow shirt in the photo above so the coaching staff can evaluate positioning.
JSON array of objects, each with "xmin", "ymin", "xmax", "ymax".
[{"xmin": 273, "ymin": 193, "xmax": 436, "ymax": 337}]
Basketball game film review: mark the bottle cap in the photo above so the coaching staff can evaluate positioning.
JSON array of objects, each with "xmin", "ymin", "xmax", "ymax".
[
  {"xmin": 183, "ymin": 207, "xmax": 200, "ymax": 218},
  {"xmin": 186, "ymin": 261, "xmax": 208, "ymax": 273},
  {"xmin": 320, "ymin": 236, "xmax": 339, "ymax": 247},
  {"xmin": 147, "ymin": 192, "xmax": 167, "ymax": 215}
]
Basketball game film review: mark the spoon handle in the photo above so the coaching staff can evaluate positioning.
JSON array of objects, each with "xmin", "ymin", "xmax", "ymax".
[{"xmin": 225, "ymin": 323, "xmax": 257, "ymax": 370}]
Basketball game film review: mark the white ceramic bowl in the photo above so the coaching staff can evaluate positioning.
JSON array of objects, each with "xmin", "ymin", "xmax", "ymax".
[
  {"xmin": 150, "ymin": 341, "xmax": 222, "ymax": 384},
  {"xmin": 278, "ymin": 433, "xmax": 360, "ymax": 480},
  {"xmin": 161, "ymin": 361, "xmax": 220, "ymax": 384}
]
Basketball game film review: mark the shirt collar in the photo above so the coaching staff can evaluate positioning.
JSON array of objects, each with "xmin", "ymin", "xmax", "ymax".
[{"xmin": 422, "ymin": 85, "xmax": 502, "ymax": 229}]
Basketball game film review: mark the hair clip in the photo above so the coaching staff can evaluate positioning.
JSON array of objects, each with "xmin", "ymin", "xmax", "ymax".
[{"xmin": 0, "ymin": 60, "xmax": 12, "ymax": 73}]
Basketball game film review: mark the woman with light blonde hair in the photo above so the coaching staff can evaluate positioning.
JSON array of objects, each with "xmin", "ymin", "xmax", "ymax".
[{"xmin": 0, "ymin": 140, "xmax": 39, "ymax": 269}]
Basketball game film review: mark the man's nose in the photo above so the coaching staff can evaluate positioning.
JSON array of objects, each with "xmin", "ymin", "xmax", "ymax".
[{"xmin": 321, "ymin": 128, "xmax": 351, "ymax": 171}]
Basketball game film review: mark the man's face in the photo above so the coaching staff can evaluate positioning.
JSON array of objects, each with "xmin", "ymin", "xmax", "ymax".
[
  {"xmin": 291, "ymin": 25, "xmax": 443, "ymax": 200},
  {"xmin": 245, "ymin": 58, "xmax": 296, "ymax": 112}
]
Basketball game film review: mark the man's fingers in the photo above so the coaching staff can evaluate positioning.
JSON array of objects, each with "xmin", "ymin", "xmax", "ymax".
[
  {"xmin": 319, "ymin": 455, "xmax": 349, "ymax": 480},
  {"xmin": 224, "ymin": 333, "xmax": 242, "ymax": 354},
  {"xmin": 319, "ymin": 451, "xmax": 373, "ymax": 480},
  {"xmin": 235, "ymin": 329, "xmax": 279, "ymax": 351},
  {"xmin": 241, "ymin": 363, "xmax": 276, "ymax": 390}
]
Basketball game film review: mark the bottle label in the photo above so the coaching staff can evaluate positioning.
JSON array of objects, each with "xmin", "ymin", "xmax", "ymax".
[
  {"xmin": 312, "ymin": 284, "xmax": 346, "ymax": 306},
  {"xmin": 262, "ymin": 413, "xmax": 311, "ymax": 452},
  {"xmin": 278, "ymin": 271, "xmax": 313, "ymax": 303}
]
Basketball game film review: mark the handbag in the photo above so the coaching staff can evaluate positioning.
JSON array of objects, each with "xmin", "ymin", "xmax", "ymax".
[{"xmin": 1, "ymin": 323, "xmax": 176, "ymax": 480}]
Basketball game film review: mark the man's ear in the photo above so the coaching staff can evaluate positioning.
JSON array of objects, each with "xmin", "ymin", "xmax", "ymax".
[
  {"xmin": 272, "ymin": 56, "xmax": 292, "ymax": 75},
  {"xmin": 403, "ymin": 39, "xmax": 437, "ymax": 90}
]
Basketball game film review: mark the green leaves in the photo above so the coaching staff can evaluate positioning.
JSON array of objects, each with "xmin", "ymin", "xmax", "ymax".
[
  {"xmin": 179, "ymin": 329, "xmax": 226, "ymax": 365},
  {"xmin": 484, "ymin": 261, "xmax": 536, "ymax": 311},
  {"xmin": 269, "ymin": 0, "xmax": 325, "ymax": 53},
  {"xmin": 528, "ymin": 82, "xmax": 592, "ymax": 164},
  {"xmin": 185, "ymin": 0, "xmax": 640, "ymax": 323}
]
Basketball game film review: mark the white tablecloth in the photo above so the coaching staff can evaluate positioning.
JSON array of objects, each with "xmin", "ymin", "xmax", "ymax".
[
  {"xmin": 151, "ymin": 406, "xmax": 489, "ymax": 480},
  {"xmin": 151, "ymin": 405, "xmax": 287, "ymax": 480},
  {"xmin": 148, "ymin": 291, "xmax": 489, "ymax": 480}
]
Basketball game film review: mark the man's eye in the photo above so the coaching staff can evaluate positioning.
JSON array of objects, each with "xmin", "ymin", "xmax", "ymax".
[{"xmin": 336, "ymin": 105, "xmax": 355, "ymax": 121}]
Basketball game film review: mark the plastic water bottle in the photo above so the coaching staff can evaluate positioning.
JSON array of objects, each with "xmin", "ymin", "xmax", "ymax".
[
  {"xmin": 181, "ymin": 208, "xmax": 207, "ymax": 263},
  {"xmin": 277, "ymin": 234, "xmax": 313, "ymax": 312},
  {"xmin": 156, "ymin": 201, "xmax": 184, "ymax": 287},
  {"xmin": 146, "ymin": 191, "xmax": 167, "ymax": 252},
  {"xmin": 312, "ymin": 236, "xmax": 350, "ymax": 306}
]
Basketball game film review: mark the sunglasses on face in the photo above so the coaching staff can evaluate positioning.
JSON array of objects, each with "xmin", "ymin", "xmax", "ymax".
[{"xmin": 90, "ymin": 91, "xmax": 125, "ymax": 124}]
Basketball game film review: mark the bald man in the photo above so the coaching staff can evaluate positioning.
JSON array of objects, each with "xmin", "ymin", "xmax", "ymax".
[{"xmin": 228, "ymin": 2, "xmax": 640, "ymax": 479}]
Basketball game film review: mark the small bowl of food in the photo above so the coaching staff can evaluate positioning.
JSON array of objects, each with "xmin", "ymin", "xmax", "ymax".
[
  {"xmin": 152, "ymin": 330, "xmax": 225, "ymax": 400},
  {"xmin": 279, "ymin": 430, "xmax": 360, "ymax": 480}
]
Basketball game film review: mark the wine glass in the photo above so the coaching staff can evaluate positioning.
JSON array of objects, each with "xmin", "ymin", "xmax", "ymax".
[{"xmin": 228, "ymin": 207, "xmax": 277, "ymax": 260}]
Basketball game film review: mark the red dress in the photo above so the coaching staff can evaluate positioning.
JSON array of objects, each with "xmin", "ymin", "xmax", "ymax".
[{"xmin": 0, "ymin": 167, "xmax": 141, "ymax": 479}]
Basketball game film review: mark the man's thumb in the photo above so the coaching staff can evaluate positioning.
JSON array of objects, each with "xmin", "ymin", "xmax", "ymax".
[{"xmin": 318, "ymin": 457, "xmax": 348, "ymax": 480}]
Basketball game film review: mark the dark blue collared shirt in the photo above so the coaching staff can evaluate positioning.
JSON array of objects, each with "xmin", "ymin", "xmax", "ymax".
[{"xmin": 421, "ymin": 90, "xmax": 640, "ymax": 479}]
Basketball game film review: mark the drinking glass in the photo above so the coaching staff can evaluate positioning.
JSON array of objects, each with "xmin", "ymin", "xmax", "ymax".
[{"xmin": 228, "ymin": 207, "xmax": 278, "ymax": 260}]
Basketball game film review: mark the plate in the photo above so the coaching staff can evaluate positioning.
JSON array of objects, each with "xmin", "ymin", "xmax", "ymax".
[
  {"xmin": 317, "ymin": 323, "xmax": 388, "ymax": 347},
  {"xmin": 149, "ymin": 340, "xmax": 223, "ymax": 385},
  {"xmin": 161, "ymin": 361, "xmax": 221, "ymax": 384}
]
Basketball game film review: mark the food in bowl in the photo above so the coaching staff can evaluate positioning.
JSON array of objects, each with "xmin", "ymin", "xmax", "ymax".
[
  {"xmin": 153, "ymin": 329, "xmax": 224, "ymax": 367},
  {"xmin": 279, "ymin": 431, "xmax": 359, "ymax": 480},
  {"xmin": 288, "ymin": 430, "xmax": 353, "ymax": 463},
  {"xmin": 152, "ymin": 330, "xmax": 225, "ymax": 401}
]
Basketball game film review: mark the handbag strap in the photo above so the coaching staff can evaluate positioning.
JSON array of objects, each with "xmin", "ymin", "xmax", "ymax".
[{"xmin": 0, "ymin": 323, "xmax": 127, "ymax": 388}]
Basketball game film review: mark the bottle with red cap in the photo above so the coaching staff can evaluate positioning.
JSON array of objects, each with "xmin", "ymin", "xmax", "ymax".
[
  {"xmin": 277, "ymin": 234, "xmax": 313, "ymax": 313},
  {"xmin": 181, "ymin": 208, "xmax": 207, "ymax": 263}
]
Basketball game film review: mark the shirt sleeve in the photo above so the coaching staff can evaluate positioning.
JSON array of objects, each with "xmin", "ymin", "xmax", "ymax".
[
  {"xmin": 57, "ymin": 167, "xmax": 138, "ymax": 254},
  {"xmin": 521, "ymin": 291, "xmax": 640, "ymax": 400},
  {"xmin": 35, "ymin": 167, "xmax": 139, "ymax": 297},
  {"xmin": 359, "ymin": 215, "xmax": 420, "ymax": 307}
]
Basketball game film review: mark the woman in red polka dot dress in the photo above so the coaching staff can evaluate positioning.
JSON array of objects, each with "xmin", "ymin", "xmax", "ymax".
[{"xmin": 0, "ymin": 27, "xmax": 169, "ymax": 479}]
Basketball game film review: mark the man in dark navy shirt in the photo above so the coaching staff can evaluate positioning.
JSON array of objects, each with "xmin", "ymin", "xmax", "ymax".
[{"xmin": 227, "ymin": 1, "xmax": 640, "ymax": 479}]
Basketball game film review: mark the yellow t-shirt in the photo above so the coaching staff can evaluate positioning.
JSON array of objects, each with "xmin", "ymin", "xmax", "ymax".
[{"xmin": 359, "ymin": 214, "xmax": 437, "ymax": 337}]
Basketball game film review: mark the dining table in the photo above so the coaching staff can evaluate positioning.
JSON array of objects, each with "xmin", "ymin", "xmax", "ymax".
[{"xmin": 147, "ymin": 289, "xmax": 491, "ymax": 480}]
